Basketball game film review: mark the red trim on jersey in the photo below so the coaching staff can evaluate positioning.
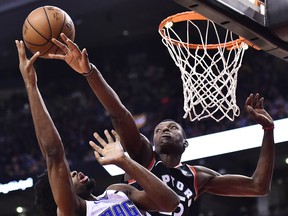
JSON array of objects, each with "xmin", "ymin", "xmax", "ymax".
[
  {"xmin": 174, "ymin": 162, "xmax": 184, "ymax": 168},
  {"xmin": 174, "ymin": 162, "xmax": 199, "ymax": 200},
  {"xmin": 128, "ymin": 153, "xmax": 156, "ymax": 185},
  {"xmin": 187, "ymin": 165, "xmax": 199, "ymax": 200},
  {"xmin": 147, "ymin": 153, "xmax": 157, "ymax": 170}
]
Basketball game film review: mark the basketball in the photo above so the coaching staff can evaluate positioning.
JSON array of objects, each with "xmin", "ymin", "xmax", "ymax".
[{"xmin": 22, "ymin": 5, "xmax": 75, "ymax": 58}]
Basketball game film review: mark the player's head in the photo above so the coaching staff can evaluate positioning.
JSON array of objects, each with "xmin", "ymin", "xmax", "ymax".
[
  {"xmin": 34, "ymin": 170, "xmax": 57, "ymax": 216},
  {"xmin": 70, "ymin": 170, "xmax": 96, "ymax": 199},
  {"xmin": 153, "ymin": 119, "xmax": 188, "ymax": 155},
  {"xmin": 34, "ymin": 169, "xmax": 96, "ymax": 215}
]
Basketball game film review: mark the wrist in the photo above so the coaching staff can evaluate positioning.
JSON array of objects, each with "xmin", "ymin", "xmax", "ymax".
[
  {"xmin": 25, "ymin": 83, "xmax": 37, "ymax": 90},
  {"xmin": 114, "ymin": 155, "xmax": 130, "ymax": 167},
  {"xmin": 82, "ymin": 63, "xmax": 94, "ymax": 77},
  {"xmin": 262, "ymin": 125, "xmax": 274, "ymax": 131}
]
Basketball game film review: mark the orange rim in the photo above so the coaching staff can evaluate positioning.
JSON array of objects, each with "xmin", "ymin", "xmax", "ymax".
[{"xmin": 159, "ymin": 11, "xmax": 259, "ymax": 50}]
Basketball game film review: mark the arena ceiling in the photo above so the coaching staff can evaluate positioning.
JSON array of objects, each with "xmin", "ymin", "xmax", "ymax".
[{"xmin": 0, "ymin": 0, "xmax": 288, "ymax": 215}]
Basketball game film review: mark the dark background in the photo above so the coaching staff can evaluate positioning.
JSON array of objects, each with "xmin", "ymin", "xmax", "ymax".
[{"xmin": 0, "ymin": 0, "xmax": 288, "ymax": 215}]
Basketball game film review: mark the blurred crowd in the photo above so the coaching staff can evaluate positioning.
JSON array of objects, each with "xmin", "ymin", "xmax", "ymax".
[
  {"xmin": 1, "ymin": 44, "xmax": 288, "ymax": 181},
  {"xmin": 0, "ymin": 43, "xmax": 288, "ymax": 216}
]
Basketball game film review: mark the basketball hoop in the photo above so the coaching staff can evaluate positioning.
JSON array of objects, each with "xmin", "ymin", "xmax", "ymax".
[{"xmin": 159, "ymin": 11, "xmax": 254, "ymax": 122}]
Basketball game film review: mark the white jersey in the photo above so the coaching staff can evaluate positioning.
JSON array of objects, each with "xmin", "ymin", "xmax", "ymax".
[{"xmin": 86, "ymin": 190, "xmax": 143, "ymax": 216}]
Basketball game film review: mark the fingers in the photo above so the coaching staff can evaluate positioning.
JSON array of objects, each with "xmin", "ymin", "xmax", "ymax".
[
  {"xmin": 89, "ymin": 140, "xmax": 102, "ymax": 152},
  {"xmin": 92, "ymin": 132, "xmax": 107, "ymax": 148},
  {"xmin": 89, "ymin": 141, "xmax": 104, "ymax": 163},
  {"xmin": 60, "ymin": 32, "xmax": 68, "ymax": 42},
  {"xmin": 81, "ymin": 48, "xmax": 90, "ymax": 66},
  {"xmin": 48, "ymin": 53, "xmax": 66, "ymax": 60},
  {"xmin": 89, "ymin": 130, "xmax": 119, "ymax": 152},
  {"xmin": 15, "ymin": 40, "xmax": 26, "ymax": 60},
  {"xmin": 253, "ymin": 93, "xmax": 259, "ymax": 108},
  {"xmin": 259, "ymin": 97, "xmax": 264, "ymax": 109},
  {"xmin": 30, "ymin": 51, "xmax": 40, "ymax": 64},
  {"xmin": 59, "ymin": 33, "xmax": 79, "ymax": 52},
  {"xmin": 93, "ymin": 151, "xmax": 102, "ymax": 163},
  {"xmin": 51, "ymin": 35, "xmax": 78, "ymax": 54},
  {"xmin": 246, "ymin": 93, "xmax": 264, "ymax": 108},
  {"xmin": 111, "ymin": 130, "xmax": 121, "ymax": 142},
  {"xmin": 66, "ymin": 38, "xmax": 80, "ymax": 51},
  {"xmin": 16, "ymin": 40, "xmax": 39, "ymax": 64},
  {"xmin": 245, "ymin": 93, "xmax": 253, "ymax": 111},
  {"xmin": 104, "ymin": 130, "xmax": 114, "ymax": 144},
  {"xmin": 252, "ymin": 93, "xmax": 264, "ymax": 109},
  {"xmin": 51, "ymin": 38, "xmax": 69, "ymax": 55},
  {"xmin": 51, "ymin": 34, "xmax": 81, "ymax": 62}
]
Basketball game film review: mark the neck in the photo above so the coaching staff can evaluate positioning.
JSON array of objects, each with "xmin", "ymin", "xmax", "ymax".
[
  {"xmin": 158, "ymin": 153, "xmax": 182, "ymax": 168},
  {"xmin": 85, "ymin": 194, "xmax": 97, "ymax": 201}
]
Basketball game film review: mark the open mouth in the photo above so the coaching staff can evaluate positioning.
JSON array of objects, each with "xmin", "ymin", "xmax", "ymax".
[
  {"xmin": 161, "ymin": 133, "xmax": 171, "ymax": 138},
  {"xmin": 78, "ymin": 172, "xmax": 89, "ymax": 183}
]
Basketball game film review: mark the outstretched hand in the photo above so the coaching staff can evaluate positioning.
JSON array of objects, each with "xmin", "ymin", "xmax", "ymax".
[
  {"xmin": 48, "ymin": 33, "xmax": 91, "ymax": 74},
  {"xmin": 89, "ymin": 130, "xmax": 125, "ymax": 165},
  {"xmin": 245, "ymin": 93, "xmax": 274, "ymax": 128},
  {"xmin": 15, "ymin": 40, "xmax": 40, "ymax": 87}
]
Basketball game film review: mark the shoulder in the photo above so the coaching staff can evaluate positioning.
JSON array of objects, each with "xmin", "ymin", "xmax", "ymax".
[
  {"xmin": 57, "ymin": 198, "xmax": 86, "ymax": 216},
  {"xmin": 193, "ymin": 165, "xmax": 221, "ymax": 176},
  {"xmin": 106, "ymin": 183, "xmax": 137, "ymax": 196},
  {"xmin": 193, "ymin": 165, "xmax": 221, "ymax": 194}
]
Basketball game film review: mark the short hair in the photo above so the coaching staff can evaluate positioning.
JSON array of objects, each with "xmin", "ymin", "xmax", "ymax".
[{"xmin": 34, "ymin": 170, "xmax": 57, "ymax": 216}]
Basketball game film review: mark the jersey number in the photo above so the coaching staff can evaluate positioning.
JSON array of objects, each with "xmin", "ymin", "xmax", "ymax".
[{"xmin": 100, "ymin": 200, "xmax": 141, "ymax": 216}]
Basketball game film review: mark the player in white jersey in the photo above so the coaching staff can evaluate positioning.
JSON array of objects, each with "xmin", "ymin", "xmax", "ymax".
[
  {"xmin": 16, "ymin": 40, "xmax": 179, "ymax": 216},
  {"xmin": 86, "ymin": 190, "xmax": 142, "ymax": 216},
  {"xmin": 48, "ymin": 33, "xmax": 274, "ymax": 216}
]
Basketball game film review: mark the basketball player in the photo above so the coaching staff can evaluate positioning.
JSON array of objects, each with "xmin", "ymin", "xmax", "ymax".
[
  {"xmin": 49, "ymin": 33, "xmax": 275, "ymax": 216},
  {"xmin": 16, "ymin": 39, "xmax": 180, "ymax": 216}
]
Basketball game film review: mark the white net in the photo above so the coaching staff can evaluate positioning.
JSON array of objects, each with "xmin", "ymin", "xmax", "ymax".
[{"xmin": 159, "ymin": 13, "xmax": 248, "ymax": 122}]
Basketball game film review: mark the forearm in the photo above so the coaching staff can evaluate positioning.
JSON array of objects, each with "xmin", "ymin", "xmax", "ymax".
[
  {"xmin": 26, "ymin": 85, "xmax": 64, "ymax": 159},
  {"xmin": 252, "ymin": 129, "xmax": 275, "ymax": 194},
  {"xmin": 26, "ymin": 84, "xmax": 79, "ymax": 214},
  {"xmin": 116, "ymin": 156, "xmax": 179, "ymax": 209},
  {"xmin": 85, "ymin": 64, "xmax": 145, "ymax": 159},
  {"xmin": 86, "ymin": 64, "xmax": 128, "ymax": 118}
]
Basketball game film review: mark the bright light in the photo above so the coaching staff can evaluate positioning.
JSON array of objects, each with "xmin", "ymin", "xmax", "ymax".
[
  {"xmin": 182, "ymin": 118, "xmax": 288, "ymax": 161},
  {"xmin": 16, "ymin": 207, "xmax": 23, "ymax": 213},
  {"xmin": 285, "ymin": 158, "xmax": 288, "ymax": 165},
  {"xmin": 0, "ymin": 177, "xmax": 33, "ymax": 194},
  {"xmin": 104, "ymin": 118, "xmax": 288, "ymax": 176}
]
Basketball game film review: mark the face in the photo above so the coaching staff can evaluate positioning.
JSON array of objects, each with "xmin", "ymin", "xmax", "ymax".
[
  {"xmin": 70, "ymin": 171, "xmax": 95, "ymax": 199},
  {"xmin": 153, "ymin": 120, "xmax": 186, "ymax": 155}
]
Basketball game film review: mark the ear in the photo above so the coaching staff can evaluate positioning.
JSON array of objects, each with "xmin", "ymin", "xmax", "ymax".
[
  {"xmin": 181, "ymin": 140, "xmax": 189, "ymax": 154},
  {"xmin": 183, "ymin": 140, "xmax": 189, "ymax": 148}
]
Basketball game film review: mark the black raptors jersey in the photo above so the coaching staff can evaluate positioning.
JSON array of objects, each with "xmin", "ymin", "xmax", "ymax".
[{"xmin": 128, "ymin": 153, "xmax": 198, "ymax": 216}]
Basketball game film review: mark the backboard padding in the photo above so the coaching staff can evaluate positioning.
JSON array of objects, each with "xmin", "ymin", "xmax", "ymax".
[
  {"xmin": 173, "ymin": 0, "xmax": 288, "ymax": 61},
  {"xmin": 266, "ymin": 0, "xmax": 288, "ymax": 42}
]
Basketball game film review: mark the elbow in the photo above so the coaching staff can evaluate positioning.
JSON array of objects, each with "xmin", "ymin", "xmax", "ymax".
[
  {"xmin": 159, "ymin": 196, "xmax": 180, "ymax": 212},
  {"xmin": 258, "ymin": 187, "xmax": 271, "ymax": 196},
  {"xmin": 169, "ymin": 198, "xmax": 180, "ymax": 212},
  {"xmin": 42, "ymin": 140, "xmax": 65, "ymax": 160},
  {"xmin": 254, "ymin": 182, "xmax": 271, "ymax": 196}
]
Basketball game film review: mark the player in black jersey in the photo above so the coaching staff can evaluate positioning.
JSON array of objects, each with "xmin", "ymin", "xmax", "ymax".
[{"xmin": 49, "ymin": 33, "xmax": 275, "ymax": 216}]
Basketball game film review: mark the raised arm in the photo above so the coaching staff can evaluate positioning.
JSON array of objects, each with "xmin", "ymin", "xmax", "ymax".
[
  {"xmin": 48, "ymin": 33, "xmax": 153, "ymax": 167},
  {"xmin": 16, "ymin": 40, "xmax": 83, "ymax": 215},
  {"xmin": 196, "ymin": 93, "xmax": 275, "ymax": 197},
  {"xmin": 89, "ymin": 130, "xmax": 179, "ymax": 212}
]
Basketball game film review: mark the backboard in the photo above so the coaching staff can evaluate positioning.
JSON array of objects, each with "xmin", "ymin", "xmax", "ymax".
[{"xmin": 173, "ymin": 0, "xmax": 288, "ymax": 61}]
